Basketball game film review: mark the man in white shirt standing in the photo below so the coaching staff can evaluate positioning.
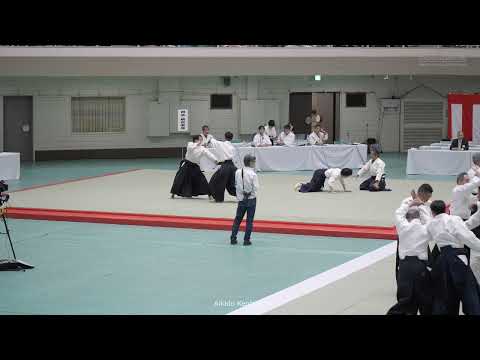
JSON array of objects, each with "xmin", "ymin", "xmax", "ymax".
[
  {"xmin": 252, "ymin": 126, "xmax": 272, "ymax": 147},
  {"xmin": 356, "ymin": 144, "xmax": 389, "ymax": 192},
  {"xmin": 200, "ymin": 125, "xmax": 215, "ymax": 148},
  {"xmin": 387, "ymin": 197, "xmax": 433, "ymax": 315},
  {"xmin": 277, "ymin": 125, "xmax": 296, "ymax": 147},
  {"xmin": 426, "ymin": 200, "xmax": 480, "ymax": 315},
  {"xmin": 209, "ymin": 131, "xmax": 237, "ymax": 203},
  {"xmin": 230, "ymin": 154, "xmax": 259, "ymax": 246},
  {"xmin": 307, "ymin": 124, "xmax": 328, "ymax": 145},
  {"xmin": 294, "ymin": 168, "xmax": 353, "ymax": 193},
  {"xmin": 171, "ymin": 135, "xmax": 218, "ymax": 199}
]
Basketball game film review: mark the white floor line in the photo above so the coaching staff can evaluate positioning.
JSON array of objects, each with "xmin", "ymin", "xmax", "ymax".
[{"xmin": 228, "ymin": 241, "xmax": 397, "ymax": 315}]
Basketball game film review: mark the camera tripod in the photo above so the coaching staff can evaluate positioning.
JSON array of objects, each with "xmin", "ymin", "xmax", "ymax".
[{"xmin": 0, "ymin": 207, "xmax": 34, "ymax": 271}]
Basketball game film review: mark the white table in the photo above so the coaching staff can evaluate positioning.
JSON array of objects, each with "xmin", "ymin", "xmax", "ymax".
[
  {"xmin": 407, "ymin": 148, "xmax": 473, "ymax": 175},
  {"xmin": 0, "ymin": 152, "xmax": 20, "ymax": 181},
  {"xmin": 200, "ymin": 144, "xmax": 368, "ymax": 172}
]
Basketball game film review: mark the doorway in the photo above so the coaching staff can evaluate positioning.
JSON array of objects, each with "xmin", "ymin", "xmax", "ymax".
[
  {"xmin": 289, "ymin": 92, "xmax": 336, "ymax": 142},
  {"xmin": 4, "ymin": 96, "xmax": 33, "ymax": 161}
]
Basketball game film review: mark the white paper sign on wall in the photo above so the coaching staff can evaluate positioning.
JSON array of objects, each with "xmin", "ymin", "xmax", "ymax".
[{"xmin": 177, "ymin": 109, "xmax": 189, "ymax": 132}]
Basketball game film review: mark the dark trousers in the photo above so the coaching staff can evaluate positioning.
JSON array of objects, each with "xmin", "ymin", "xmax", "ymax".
[
  {"xmin": 387, "ymin": 257, "xmax": 433, "ymax": 315},
  {"xmin": 299, "ymin": 169, "xmax": 327, "ymax": 193},
  {"xmin": 359, "ymin": 175, "xmax": 386, "ymax": 192},
  {"xmin": 231, "ymin": 198, "xmax": 257, "ymax": 241},
  {"xmin": 430, "ymin": 246, "xmax": 480, "ymax": 315},
  {"xmin": 209, "ymin": 160, "xmax": 236, "ymax": 202}
]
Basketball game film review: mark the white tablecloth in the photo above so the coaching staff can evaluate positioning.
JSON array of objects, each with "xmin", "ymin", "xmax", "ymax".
[
  {"xmin": 0, "ymin": 152, "xmax": 20, "ymax": 181},
  {"xmin": 200, "ymin": 144, "xmax": 368, "ymax": 172},
  {"xmin": 407, "ymin": 149, "xmax": 473, "ymax": 175}
]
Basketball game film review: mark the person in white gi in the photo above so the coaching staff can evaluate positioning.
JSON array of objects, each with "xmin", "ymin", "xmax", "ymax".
[
  {"xmin": 464, "ymin": 194, "xmax": 480, "ymax": 285},
  {"xmin": 426, "ymin": 200, "xmax": 480, "ymax": 315},
  {"xmin": 294, "ymin": 168, "xmax": 353, "ymax": 193},
  {"xmin": 355, "ymin": 144, "xmax": 388, "ymax": 191},
  {"xmin": 170, "ymin": 135, "xmax": 218, "ymax": 199},
  {"xmin": 450, "ymin": 172, "xmax": 480, "ymax": 221},
  {"xmin": 253, "ymin": 126, "xmax": 272, "ymax": 147},
  {"xmin": 468, "ymin": 153, "xmax": 480, "ymax": 180},
  {"xmin": 277, "ymin": 125, "xmax": 296, "ymax": 147},
  {"xmin": 307, "ymin": 124, "xmax": 328, "ymax": 145},
  {"xmin": 200, "ymin": 125, "xmax": 215, "ymax": 148},
  {"xmin": 387, "ymin": 198, "xmax": 432, "ymax": 315},
  {"xmin": 395, "ymin": 184, "xmax": 434, "ymax": 280},
  {"xmin": 209, "ymin": 131, "xmax": 237, "ymax": 202}
]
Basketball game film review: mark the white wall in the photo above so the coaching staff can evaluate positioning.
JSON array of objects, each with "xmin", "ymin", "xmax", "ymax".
[{"xmin": 2, "ymin": 75, "xmax": 480, "ymax": 154}]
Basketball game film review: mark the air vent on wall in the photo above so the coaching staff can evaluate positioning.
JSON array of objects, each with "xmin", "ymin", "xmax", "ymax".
[{"xmin": 419, "ymin": 56, "xmax": 468, "ymax": 66}]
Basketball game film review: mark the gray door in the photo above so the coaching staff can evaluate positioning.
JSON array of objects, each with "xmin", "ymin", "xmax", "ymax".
[{"xmin": 4, "ymin": 96, "xmax": 33, "ymax": 162}]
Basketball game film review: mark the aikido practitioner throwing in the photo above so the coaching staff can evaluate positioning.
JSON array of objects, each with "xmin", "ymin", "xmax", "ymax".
[
  {"xmin": 426, "ymin": 200, "xmax": 480, "ymax": 315},
  {"xmin": 208, "ymin": 132, "xmax": 237, "ymax": 203},
  {"xmin": 294, "ymin": 168, "xmax": 353, "ymax": 193},
  {"xmin": 356, "ymin": 144, "xmax": 389, "ymax": 192},
  {"xmin": 395, "ymin": 184, "xmax": 434, "ymax": 280},
  {"xmin": 170, "ymin": 135, "xmax": 218, "ymax": 199},
  {"xmin": 387, "ymin": 197, "xmax": 432, "ymax": 315}
]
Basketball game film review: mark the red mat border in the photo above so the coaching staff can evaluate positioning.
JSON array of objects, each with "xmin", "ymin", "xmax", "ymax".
[{"xmin": 5, "ymin": 207, "xmax": 398, "ymax": 240}]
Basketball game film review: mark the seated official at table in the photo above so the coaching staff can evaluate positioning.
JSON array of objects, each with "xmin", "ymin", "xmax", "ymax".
[
  {"xmin": 265, "ymin": 120, "xmax": 277, "ymax": 144},
  {"xmin": 277, "ymin": 125, "xmax": 296, "ymax": 147},
  {"xmin": 253, "ymin": 126, "xmax": 272, "ymax": 147},
  {"xmin": 307, "ymin": 124, "xmax": 328, "ymax": 145},
  {"xmin": 450, "ymin": 131, "xmax": 469, "ymax": 151}
]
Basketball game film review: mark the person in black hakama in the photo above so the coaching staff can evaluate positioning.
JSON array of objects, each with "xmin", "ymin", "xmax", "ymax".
[
  {"xmin": 170, "ymin": 135, "xmax": 218, "ymax": 199},
  {"xmin": 209, "ymin": 132, "xmax": 237, "ymax": 203},
  {"xmin": 296, "ymin": 168, "xmax": 352, "ymax": 193},
  {"xmin": 387, "ymin": 199, "xmax": 432, "ymax": 315},
  {"xmin": 426, "ymin": 200, "xmax": 480, "ymax": 315}
]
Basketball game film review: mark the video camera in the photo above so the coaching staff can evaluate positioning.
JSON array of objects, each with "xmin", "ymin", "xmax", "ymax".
[{"xmin": 0, "ymin": 181, "xmax": 9, "ymax": 206}]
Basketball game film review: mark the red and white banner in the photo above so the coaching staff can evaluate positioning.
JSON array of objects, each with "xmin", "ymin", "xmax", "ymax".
[{"xmin": 448, "ymin": 94, "xmax": 480, "ymax": 143}]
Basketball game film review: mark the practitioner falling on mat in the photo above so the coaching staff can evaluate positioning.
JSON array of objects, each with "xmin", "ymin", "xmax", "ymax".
[
  {"xmin": 387, "ymin": 197, "xmax": 432, "ymax": 315},
  {"xmin": 294, "ymin": 168, "xmax": 353, "ymax": 193},
  {"xmin": 230, "ymin": 154, "xmax": 259, "ymax": 246},
  {"xmin": 356, "ymin": 144, "xmax": 389, "ymax": 192},
  {"xmin": 426, "ymin": 200, "xmax": 480, "ymax": 315},
  {"xmin": 170, "ymin": 135, "xmax": 218, "ymax": 199},
  {"xmin": 209, "ymin": 131, "xmax": 237, "ymax": 203}
]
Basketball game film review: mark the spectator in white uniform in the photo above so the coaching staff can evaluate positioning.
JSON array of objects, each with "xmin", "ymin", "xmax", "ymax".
[
  {"xmin": 253, "ymin": 126, "xmax": 272, "ymax": 147},
  {"xmin": 265, "ymin": 120, "xmax": 277, "ymax": 145},
  {"xmin": 307, "ymin": 124, "xmax": 328, "ymax": 145},
  {"xmin": 294, "ymin": 168, "xmax": 353, "ymax": 193},
  {"xmin": 200, "ymin": 125, "xmax": 215, "ymax": 148},
  {"xmin": 277, "ymin": 125, "xmax": 296, "ymax": 147},
  {"xmin": 170, "ymin": 135, "xmax": 218, "ymax": 199},
  {"xmin": 356, "ymin": 144, "xmax": 389, "ymax": 192},
  {"xmin": 426, "ymin": 200, "xmax": 480, "ymax": 315},
  {"xmin": 387, "ymin": 198, "xmax": 433, "ymax": 315}
]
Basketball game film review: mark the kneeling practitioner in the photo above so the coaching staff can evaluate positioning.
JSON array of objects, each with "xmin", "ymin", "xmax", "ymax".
[
  {"xmin": 356, "ymin": 144, "xmax": 389, "ymax": 192},
  {"xmin": 294, "ymin": 168, "xmax": 353, "ymax": 193}
]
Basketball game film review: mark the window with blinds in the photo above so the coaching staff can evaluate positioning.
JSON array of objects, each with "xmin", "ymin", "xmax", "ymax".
[{"xmin": 72, "ymin": 97, "xmax": 126, "ymax": 133}]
